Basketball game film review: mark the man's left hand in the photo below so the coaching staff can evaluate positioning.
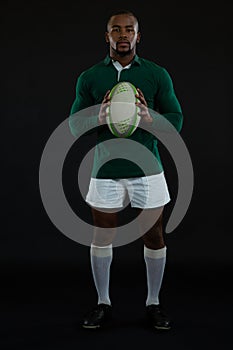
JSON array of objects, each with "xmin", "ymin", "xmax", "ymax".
[{"xmin": 136, "ymin": 88, "xmax": 153, "ymax": 123}]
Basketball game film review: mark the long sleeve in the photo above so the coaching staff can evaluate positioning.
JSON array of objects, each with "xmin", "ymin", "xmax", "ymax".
[
  {"xmin": 69, "ymin": 73, "xmax": 100, "ymax": 138},
  {"xmin": 155, "ymin": 68, "xmax": 183, "ymax": 132}
]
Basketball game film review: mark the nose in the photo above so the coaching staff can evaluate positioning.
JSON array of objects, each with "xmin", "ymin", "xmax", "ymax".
[
  {"xmin": 119, "ymin": 32, "xmax": 128, "ymax": 39},
  {"xmin": 118, "ymin": 28, "xmax": 128, "ymax": 38}
]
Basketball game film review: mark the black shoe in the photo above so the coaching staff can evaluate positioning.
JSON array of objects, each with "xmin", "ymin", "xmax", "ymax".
[
  {"xmin": 82, "ymin": 303, "xmax": 112, "ymax": 329},
  {"xmin": 146, "ymin": 304, "xmax": 171, "ymax": 330}
]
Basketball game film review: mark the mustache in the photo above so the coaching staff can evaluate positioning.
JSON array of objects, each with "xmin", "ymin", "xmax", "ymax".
[{"xmin": 117, "ymin": 40, "xmax": 130, "ymax": 44}]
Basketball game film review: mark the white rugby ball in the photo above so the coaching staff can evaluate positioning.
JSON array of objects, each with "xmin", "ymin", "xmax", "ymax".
[{"xmin": 106, "ymin": 81, "xmax": 141, "ymax": 137}]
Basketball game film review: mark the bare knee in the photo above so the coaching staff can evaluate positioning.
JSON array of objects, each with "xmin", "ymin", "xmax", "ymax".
[
  {"xmin": 91, "ymin": 208, "xmax": 118, "ymax": 246},
  {"xmin": 141, "ymin": 214, "xmax": 165, "ymax": 250}
]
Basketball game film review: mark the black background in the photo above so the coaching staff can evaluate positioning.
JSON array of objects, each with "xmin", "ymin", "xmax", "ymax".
[{"xmin": 2, "ymin": 0, "xmax": 233, "ymax": 349}]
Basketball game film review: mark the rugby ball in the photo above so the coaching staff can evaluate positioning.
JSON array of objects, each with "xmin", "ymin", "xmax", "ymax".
[{"xmin": 106, "ymin": 81, "xmax": 141, "ymax": 137}]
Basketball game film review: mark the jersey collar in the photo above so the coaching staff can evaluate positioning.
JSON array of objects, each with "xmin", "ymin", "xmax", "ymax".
[{"xmin": 104, "ymin": 54, "xmax": 141, "ymax": 66}]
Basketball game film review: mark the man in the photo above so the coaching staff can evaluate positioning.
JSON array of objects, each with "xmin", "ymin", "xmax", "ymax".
[{"xmin": 69, "ymin": 10, "xmax": 183, "ymax": 330}]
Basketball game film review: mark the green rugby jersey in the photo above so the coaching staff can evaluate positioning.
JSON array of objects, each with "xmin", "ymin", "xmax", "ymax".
[{"xmin": 69, "ymin": 55, "xmax": 183, "ymax": 178}]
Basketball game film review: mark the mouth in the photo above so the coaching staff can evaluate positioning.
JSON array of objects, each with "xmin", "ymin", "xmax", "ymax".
[{"xmin": 117, "ymin": 41, "xmax": 130, "ymax": 48}]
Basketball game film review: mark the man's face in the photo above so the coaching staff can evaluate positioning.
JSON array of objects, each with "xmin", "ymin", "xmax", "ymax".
[{"xmin": 105, "ymin": 14, "xmax": 140, "ymax": 56}]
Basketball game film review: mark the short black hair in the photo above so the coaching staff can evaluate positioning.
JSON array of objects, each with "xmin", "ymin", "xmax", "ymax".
[{"xmin": 106, "ymin": 9, "xmax": 140, "ymax": 32}]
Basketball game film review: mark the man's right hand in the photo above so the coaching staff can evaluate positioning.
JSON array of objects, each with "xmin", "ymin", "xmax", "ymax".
[{"xmin": 98, "ymin": 90, "xmax": 111, "ymax": 125}]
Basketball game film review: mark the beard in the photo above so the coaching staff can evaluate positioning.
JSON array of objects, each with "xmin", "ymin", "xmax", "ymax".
[{"xmin": 111, "ymin": 44, "xmax": 133, "ymax": 57}]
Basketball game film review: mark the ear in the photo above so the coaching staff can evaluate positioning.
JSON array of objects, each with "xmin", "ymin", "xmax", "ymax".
[
  {"xmin": 105, "ymin": 32, "xmax": 110, "ymax": 43},
  {"xmin": 136, "ymin": 32, "xmax": 141, "ymax": 43}
]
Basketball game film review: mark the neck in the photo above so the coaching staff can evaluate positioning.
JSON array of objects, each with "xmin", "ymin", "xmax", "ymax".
[{"xmin": 110, "ymin": 50, "xmax": 136, "ymax": 67}]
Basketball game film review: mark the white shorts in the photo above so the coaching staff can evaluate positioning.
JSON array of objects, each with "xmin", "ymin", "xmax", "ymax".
[{"xmin": 85, "ymin": 172, "xmax": 170, "ymax": 209}]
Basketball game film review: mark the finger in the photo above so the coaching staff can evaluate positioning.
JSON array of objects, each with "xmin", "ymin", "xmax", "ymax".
[
  {"xmin": 136, "ymin": 88, "xmax": 144, "ymax": 98},
  {"xmin": 137, "ymin": 88, "xmax": 148, "ymax": 106},
  {"xmin": 136, "ymin": 101, "xmax": 146, "ymax": 109},
  {"xmin": 136, "ymin": 91, "xmax": 147, "ymax": 106},
  {"xmin": 135, "ymin": 95, "xmax": 144, "ymax": 104},
  {"xmin": 103, "ymin": 90, "xmax": 111, "ymax": 102},
  {"xmin": 103, "ymin": 101, "xmax": 111, "ymax": 109},
  {"xmin": 104, "ymin": 90, "xmax": 110, "ymax": 98},
  {"xmin": 137, "ymin": 88, "xmax": 143, "ymax": 96},
  {"xmin": 135, "ymin": 89, "xmax": 142, "ymax": 99},
  {"xmin": 136, "ymin": 107, "xmax": 146, "ymax": 117}
]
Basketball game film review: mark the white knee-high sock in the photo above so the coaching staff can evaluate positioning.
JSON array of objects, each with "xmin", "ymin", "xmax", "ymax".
[
  {"xmin": 90, "ymin": 243, "xmax": 112, "ymax": 305},
  {"xmin": 144, "ymin": 246, "xmax": 167, "ymax": 306}
]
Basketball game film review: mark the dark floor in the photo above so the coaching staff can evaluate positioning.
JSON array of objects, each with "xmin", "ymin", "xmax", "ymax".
[{"xmin": 1, "ymin": 261, "xmax": 232, "ymax": 350}]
